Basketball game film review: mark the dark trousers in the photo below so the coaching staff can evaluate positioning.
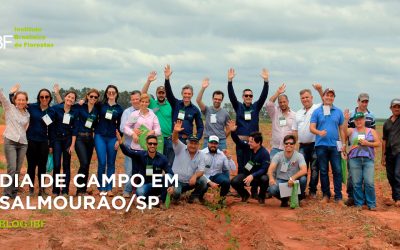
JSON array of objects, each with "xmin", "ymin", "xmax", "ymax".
[
  {"xmin": 75, "ymin": 136, "xmax": 94, "ymax": 193},
  {"xmin": 299, "ymin": 142, "xmax": 319, "ymax": 194},
  {"xmin": 52, "ymin": 137, "xmax": 72, "ymax": 195},
  {"xmin": 236, "ymin": 146, "xmax": 251, "ymax": 174},
  {"xmin": 386, "ymin": 151, "xmax": 400, "ymax": 201},
  {"xmin": 26, "ymin": 140, "xmax": 49, "ymax": 189},
  {"xmin": 231, "ymin": 173, "xmax": 269, "ymax": 199}
]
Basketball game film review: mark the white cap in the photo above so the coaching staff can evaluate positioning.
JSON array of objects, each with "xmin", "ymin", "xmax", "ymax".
[{"xmin": 208, "ymin": 135, "xmax": 219, "ymax": 143}]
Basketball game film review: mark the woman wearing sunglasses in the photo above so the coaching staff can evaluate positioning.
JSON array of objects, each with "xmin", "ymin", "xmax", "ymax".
[
  {"xmin": 0, "ymin": 84, "xmax": 30, "ymax": 199},
  {"xmin": 94, "ymin": 85, "xmax": 123, "ymax": 196},
  {"xmin": 75, "ymin": 89, "xmax": 100, "ymax": 196},
  {"xmin": 8, "ymin": 84, "xmax": 61, "ymax": 197}
]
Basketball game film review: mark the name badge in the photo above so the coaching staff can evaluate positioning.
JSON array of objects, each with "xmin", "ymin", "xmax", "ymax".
[
  {"xmin": 244, "ymin": 161, "xmax": 253, "ymax": 171},
  {"xmin": 280, "ymin": 163, "xmax": 288, "ymax": 173},
  {"xmin": 244, "ymin": 111, "xmax": 251, "ymax": 121},
  {"xmin": 85, "ymin": 118, "xmax": 93, "ymax": 128},
  {"xmin": 210, "ymin": 114, "xmax": 217, "ymax": 124},
  {"xmin": 63, "ymin": 113, "xmax": 71, "ymax": 125},
  {"xmin": 42, "ymin": 114, "xmax": 53, "ymax": 126},
  {"xmin": 105, "ymin": 110, "xmax": 113, "ymax": 120},
  {"xmin": 279, "ymin": 117, "xmax": 287, "ymax": 127},
  {"xmin": 146, "ymin": 165, "xmax": 153, "ymax": 176},
  {"xmin": 336, "ymin": 141, "xmax": 343, "ymax": 152},
  {"xmin": 153, "ymin": 107, "xmax": 160, "ymax": 113},
  {"xmin": 131, "ymin": 116, "xmax": 138, "ymax": 123},
  {"xmin": 323, "ymin": 105, "xmax": 331, "ymax": 116},
  {"xmin": 178, "ymin": 110, "xmax": 185, "ymax": 120},
  {"xmin": 357, "ymin": 134, "xmax": 365, "ymax": 141}
]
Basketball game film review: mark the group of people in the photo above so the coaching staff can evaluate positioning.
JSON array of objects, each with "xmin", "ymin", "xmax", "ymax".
[{"xmin": 1, "ymin": 65, "xmax": 400, "ymax": 210}]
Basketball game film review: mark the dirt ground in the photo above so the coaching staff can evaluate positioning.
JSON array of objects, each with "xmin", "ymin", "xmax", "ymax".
[{"xmin": 0, "ymin": 124, "xmax": 400, "ymax": 250}]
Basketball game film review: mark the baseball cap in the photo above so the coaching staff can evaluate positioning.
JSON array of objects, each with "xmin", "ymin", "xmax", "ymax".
[
  {"xmin": 208, "ymin": 135, "xmax": 219, "ymax": 143},
  {"xmin": 156, "ymin": 86, "xmax": 165, "ymax": 93},
  {"xmin": 391, "ymin": 98, "xmax": 400, "ymax": 107},
  {"xmin": 323, "ymin": 88, "xmax": 336, "ymax": 97},
  {"xmin": 187, "ymin": 135, "xmax": 199, "ymax": 142},
  {"xmin": 353, "ymin": 112, "xmax": 365, "ymax": 120},
  {"xmin": 358, "ymin": 93, "xmax": 369, "ymax": 101}
]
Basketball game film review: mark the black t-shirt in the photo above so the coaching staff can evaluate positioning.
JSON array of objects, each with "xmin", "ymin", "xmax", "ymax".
[{"xmin": 383, "ymin": 116, "xmax": 400, "ymax": 156}]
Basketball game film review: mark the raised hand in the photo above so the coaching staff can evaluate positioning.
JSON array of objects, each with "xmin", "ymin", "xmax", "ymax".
[
  {"xmin": 344, "ymin": 109, "xmax": 350, "ymax": 121},
  {"xmin": 312, "ymin": 83, "xmax": 322, "ymax": 91},
  {"xmin": 227, "ymin": 68, "xmax": 236, "ymax": 81},
  {"xmin": 164, "ymin": 64, "xmax": 172, "ymax": 79},
  {"xmin": 202, "ymin": 78, "xmax": 210, "ymax": 89},
  {"xmin": 10, "ymin": 83, "xmax": 20, "ymax": 94},
  {"xmin": 53, "ymin": 83, "xmax": 60, "ymax": 93},
  {"xmin": 147, "ymin": 71, "xmax": 157, "ymax": 83},
  {"xmin": 277, "ymin": 83, "xmax": 286, "ymax": 94},
  {"xmin": 174, "ymin": 120, "xmax": 185, "ymax": 133},
  {"xmin": 226, "ymin": 120, "xmax": 237, "ymax": 132},
  {"xmin": 260, "ymin": 68, "xmax": 269, "ymax": 81}
]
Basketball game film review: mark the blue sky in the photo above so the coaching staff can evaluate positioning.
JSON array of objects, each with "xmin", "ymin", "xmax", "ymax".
[{"xmin": 1, "ymin": 0, "xmax": 399, "ymax": 118}]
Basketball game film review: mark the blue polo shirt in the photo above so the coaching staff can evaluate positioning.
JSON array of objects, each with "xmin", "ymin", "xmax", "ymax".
[
  {"xmin": 165, "ymin": 79, "xmax": 204, "ymax": 139},
  {"xmin": 310, "ymin": 105, "xmax": 344, "ymax": 147},
  {"xmin": 26, "ymin": 103, "xmax": 55, "ymax": 143},
  {"xmin": 95, "ymin": 102, "xmax": 123, "ymax": 138},
  {"xmin": 76, "ymin": 103, "xmax": 99, "ymax": 134},
  {"xmin": 228, "ymin": 81, "xmax": 269, "ymax": 136},
  {"xmin": 49, "ymin": 103, "xmax": 79, "ymax": 147}
]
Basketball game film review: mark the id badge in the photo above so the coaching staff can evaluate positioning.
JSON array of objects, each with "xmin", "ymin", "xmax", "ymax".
[
  {"xmin": 323, "ymin": 105, "xmax": 331, "ymax": 116},
  {"xmin": 42, "ymin": 114, "xmax": 53, "ymax": 126},
  {"xmin": 279, "ymin": 116, "xmax": 287, "ymax": 127},
  {"xmin": 244, "ymin": 161, "xmax": 253, "ymax": 171},
  {"xmin": 357, "ymin": 134, "xmax": 365, "ymax": 141},
  {"xmin": 105, "ymin": 110, "xmax": 113, "ymax": 120},
  {"xmin": 146, "ymin": 165, "xmax": 153, "ymax": 176},
  {"xmin": 280, "ymin": 163, "xmax": 288, "ymax": 173},
  {"xmin": 210, "ymin": 114, "xmax": 217, "ymax": 124},
  {"xmin": 63, "ymin": 113, "xmax": 71, "ymax": 125},
  {"xmin": 131, "ymin": 116, "xmax": 138, "ymax": 123},
  {"xmin": 244, "ymin": 111, "xmax": 251, "ymax": 121},
  {"xmin": 85, "ymin": 118, "xmax": 93, "ymax": 128},
  {"xmin": 178, "ymin": 110, "xmax": 185, "ymax": 120},
  {"xmin": 336, "ymin": 141, "xmax": 343, "ymax": 152}
]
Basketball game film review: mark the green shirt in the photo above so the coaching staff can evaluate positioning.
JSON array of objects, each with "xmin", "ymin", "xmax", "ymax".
[{"xmin": 149, "ymin": 97, "xmax": 172, "ymax": 137}]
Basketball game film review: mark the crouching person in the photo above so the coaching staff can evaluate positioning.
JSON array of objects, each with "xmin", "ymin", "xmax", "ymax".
[
  {"xmin": 116, "ymin": 131, "xmax": 172, "ymax": 202},
  {"xmin": 167, "ymin": 120, "xmax": 208, "ymax": 204},
  {"xmin": 201, "ymin": 135, "xmax": 236, "ymax": 204},
  {"xmin": 267, "ymin": 135, "xmax": 307, "ymax": 207}
]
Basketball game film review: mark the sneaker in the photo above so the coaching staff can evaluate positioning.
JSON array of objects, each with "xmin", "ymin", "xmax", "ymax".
[
  {"xmin": 251, "ymin": 192, "xmax": 258, "ymax": 200},
  {"xmin": 280, "ymin": 200, "xmax": 289, "ymax": 207},
  {"xmin": 320, "ymin": 196, "xmax": 329, "ymax": 204},
  {"xmin": 355, "ymin": 206, "xmax": 363, "ymax": 211},
  {"xmin": 241, "ymin": 193, "xmax": 250, "ymax": 203},
  {"xmin": 345, "ymin": 198, "xmax": 355, "ymax": 207},
  {"xmin": 266, "ymin": 192, "xmax": 273, "ymax": 199},
  {"xmin": 368, "ymin": 207, "xmax": 377, "ymax": 211},
  {"xmin": 309, "ymin": 192, "xmax": 317, "ymax": 199},
  {"xmin": 99, "ymin": 191, "xmax": 107, "ymax": 196}
]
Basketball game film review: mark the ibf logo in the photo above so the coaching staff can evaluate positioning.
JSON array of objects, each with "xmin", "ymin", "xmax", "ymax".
[{"xmin": 0, "ymin": 35, "xmax": 13, "ymax": 49}]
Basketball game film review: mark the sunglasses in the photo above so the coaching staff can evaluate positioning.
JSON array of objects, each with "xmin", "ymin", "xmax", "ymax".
[
  {"xmin": 284, "ymin": 142, "xmax": 295, "ymax": 145},
  {"xmin": 40, "ymin": 95, "xmax": 50, "ymax": 99},
  {"xmin": 107, "ymin": 91, "xmax": 116, "ymax": 95},
  {"xmin": 244, "ymin": 94, "xmax": 253, "ymax": 98},
  {"xmin": 147, "ymin": 142, "xmax": 158, "ymax": 146},
  {"xmin": 89, "ymin": 95, "xmax": 99, "ymax": 99}
]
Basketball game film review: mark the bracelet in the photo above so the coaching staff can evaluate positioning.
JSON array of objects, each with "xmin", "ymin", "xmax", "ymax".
[{"xmin": 289, "ymin": 177, "xmax": 294, "ymax": 182}]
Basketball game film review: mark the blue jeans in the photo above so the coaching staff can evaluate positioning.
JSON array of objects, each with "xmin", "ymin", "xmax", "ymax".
[
  {"xmin": 268, "ymin": 176, "xmax": 307, "ymax": 200},
  {"xmin": 299, "ymin": 143, "xmax": 319, "ymax": 194},
  {"xmin": 316, "ymin": 146, "xmax": 342, "ymax": 200},
  {"xmin": 386, "ymin": 151, "xmax": 400, "ymax": 201},
  {"xmin": 163, "ymin": 137, "xmax": 175, "ymax": 168},
  {"xmin": 52, "ymin": 137, "xmax": 72, "ymax": 195},
  {"xmin": 75, "ymin": 135, "xmax": 94, "ymax": 193},
  {"xmin": 94, "ymin": 134, "xmax": 117, "ymax": 192},
  {"xmin": 123, "ymin": 154, "xmax": 133, "ymax": 194},
  {"xmin": 349, "ymin": 157, "xmax": 376, "ymax": 208},
  {"xmin": 170, "ymin": 176, "xmax": 208, "ymax": 200},
  {"xmin": 208, "ymin": 173, "xmax": 231, "ymax": 197},
  {"xmin": 202, "ymin": 138, "xmax": 227, "ymax": 150},
  {"xmin": 270, "ymin": 148, "xmax": 283, "ymax": 160}
]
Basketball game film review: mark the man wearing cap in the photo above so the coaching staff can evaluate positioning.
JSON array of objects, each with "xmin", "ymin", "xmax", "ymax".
[
  {"xmin": 227, "ymin": 68, "xmax": 269, "ymax": 174},
  {"xmin": 142, "ymin": 71, "xmax": 174, "ymax": 166},
  {"xmin": 196, "ymin": 78, "xmax": 231, "ymax": 150},
  {"xmin": 310, "ymin": 88, "xmax": 346, "ymax": 204},
  {"xmin": 266, "ymin": 83, "xmax": 296, "ymax": 159},
  {"xmin": 344, "ymin": 92, "xmax": 376, "ymax": 206},
  {"xmin": 164, "ymin": 64, "xmax": 204, "ymax": 144},
  {"xmin": 201, "ymin": 135, "xmax": 236, "ymax": 202},
  {"xmin": 292, "ymin": 84, "xmax": 324, "ymax": 198},
  {"xmin": 120, "ymin": 89, "xmax": 141, "ymax": 198},
  {"xmin": 382, "ymin": 98, "xmax": 400, "ymax": 207},
  {"xmin": 228, "ymin": 121, "xmax": 270, "ymax": 204},
  {"xmin": 167, "ymin": 120, "xmax": 208, "ymax": 204}
]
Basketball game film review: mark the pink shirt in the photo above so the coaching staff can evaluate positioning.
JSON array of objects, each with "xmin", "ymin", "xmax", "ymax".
[
  {"xmin": 124, "ymin": 109, "xmax": 161, "ymax": 150},
  {"xmin": 266, "ymin": 101, "xmax": 296, "ymax": 150}
]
